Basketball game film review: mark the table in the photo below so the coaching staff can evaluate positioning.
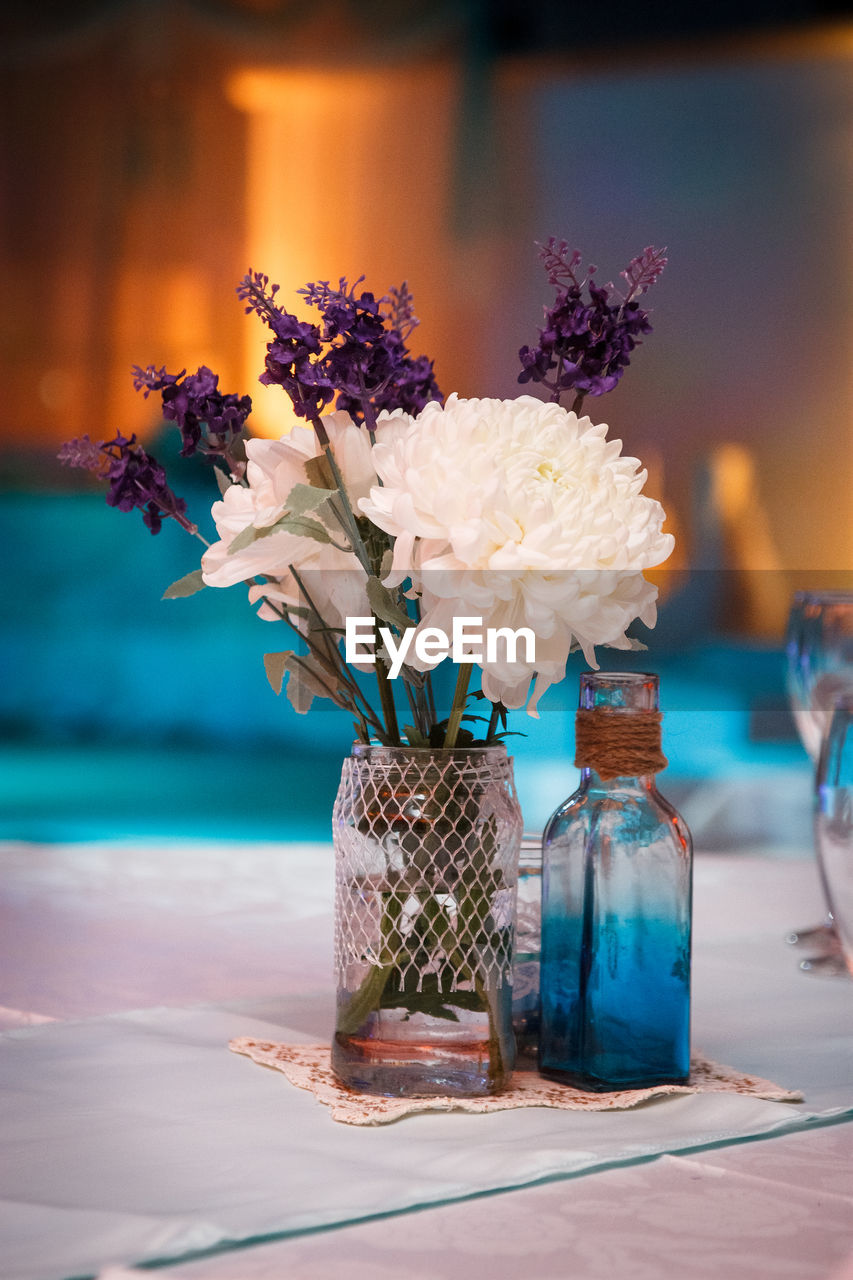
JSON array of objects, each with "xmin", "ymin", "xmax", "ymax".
[{"xmin": 1, "ymin": 840, "xmax": 852, "ymax": 1280}]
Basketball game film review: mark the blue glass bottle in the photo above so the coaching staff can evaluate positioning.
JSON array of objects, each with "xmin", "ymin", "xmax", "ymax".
[{"xmin": 539, "ymin": 672, "xmax": 692, "ymax": 1090}]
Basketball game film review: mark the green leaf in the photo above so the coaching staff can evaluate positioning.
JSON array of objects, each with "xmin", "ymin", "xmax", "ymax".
[
  {"xmin": 335, "ymin": 963, "xmax": 395, "ymax": 1036},
  {"xmin": 213, "ymin": 467, "xmax": 232, "ymax": 497},
  {"xmin": 228, "ymin": 514, "xmax": 332, "ymax": 555},
  {"xmin": 228, "ymin": 435, "xmax": 247, "ymax": 465},
  {"xmin": 265, "ymin": 650, "xmax": 341, "ymax": 712},
  {"xmin": 283, "ymin": 651, "xmax": 340, "ymax": 714},
  {"xmin": 272, "ymin": 515, "xmax": 333, "ymax": 545},
  {"xmin": 366, "ymin": 576, "xmax": 413, "ymax": 631},
  {"xmin": 305, "ymin": 454, "xmax": 335, "ymax": 489},
  {"xmin": 227, "ymin": 525, "xmax": 261, "ymax": 554},
  {"xmin": 284, "ymin": 482, "xmax": 337, "ymax": 516},
  {"xmin": 404, "ymin": 724, "xmax": 428, "ymax": 748},
  {"xmin": 263, "ymin": 651, "xmax": 291, "ymax": 695},
  {"xmin": 162, "ymin": 569, "xmax": 206, "ymax": 599},
  {"xmin": 379, "ymin": 986, "xmax": 487, "ymax": 1021},
  {"xmin": 378, "ymin": 991, "xmax": 459, "ymax": 1021}
]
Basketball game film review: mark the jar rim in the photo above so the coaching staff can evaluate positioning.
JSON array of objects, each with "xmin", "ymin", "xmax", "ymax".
[
  {"xmin": 578, "ymin": 670, "xmax": 659, "ymax": 713},
  {"xmin": 351, "ymin": 741, "xmax": 509, "ymax": 760}
]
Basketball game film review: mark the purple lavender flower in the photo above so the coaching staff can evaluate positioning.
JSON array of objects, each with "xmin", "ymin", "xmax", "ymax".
[
  {"xmin": 382, "ymin": 281, "xmax": 420, "ymax": 342},
  {"xmin": 237, "ymin": 272, "xmax": 331, "ymax": 423},
  {"xmin": 59, "ymin": 432, "xmax": 195, "ymax": 536},
  {"xmin": 238, "ymin": 269, "xmax": 442, "ymax": 432},
  {"xmin": 57, "ymin": 435, "xmax": 104, "ymax": 472},
  {"xmin": 131, "ymin": 364, "xmax": 252, "ymax": 459},
  {"xmin": 519, "ymin": 240, "xmax": 666, "ymax": 406}
]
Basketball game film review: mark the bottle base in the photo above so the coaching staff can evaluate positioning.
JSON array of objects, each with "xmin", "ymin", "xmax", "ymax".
[
  {"xmin": 332, "ymin": 1032, "xmax": 509, "ymax": 1097},
  {"xmin": 538, "ymin": 1063, "xmax": 689, "ymax": 1092}
]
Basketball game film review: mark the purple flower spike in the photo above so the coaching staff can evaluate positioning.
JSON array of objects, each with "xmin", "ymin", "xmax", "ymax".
[
  {"xmin": 239, "ymin": 268, "xmax": 442, "ymax": 433},
  {"xmin": 131, "ymin": 365, "xmax": 182, "ymax": 397},
  {"xmin": 101, "ymin": 432, "xmax": 195, "ymax": 536},
  {"xmin": 59, "ymin": 431, "xmax": 195, "ymax": 536},
  {"xmin": 619, "ymin": 246, "xmax": 668, "ymax": 304},
  {"xmin": 58, "ymin": 435, "xmax": 105, "ymax": 473},
  {"xmin": 519, "ymin": 240, "xmax": 665, "ymax": 406},
  {"xmin": 131, "ymin": 364, "xmax": 252, "ymax": 460},
  {"xmin": 381, "ymin": 281, "xmax": 419, "ymax": 341}
]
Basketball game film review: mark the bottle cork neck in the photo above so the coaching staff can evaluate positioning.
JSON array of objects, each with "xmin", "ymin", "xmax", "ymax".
[{"xmin": 573, "ymin": 707, "xmax": 668, "ymax": 780}]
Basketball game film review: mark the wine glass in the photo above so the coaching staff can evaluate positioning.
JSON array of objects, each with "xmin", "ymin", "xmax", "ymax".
[
  {"xmin": 815, "ymin": 696, "xmax": 853, "ymax": 977},
  {"xmin": 785, "ymin": 590, "xmax": 853, "ymax": 970}
]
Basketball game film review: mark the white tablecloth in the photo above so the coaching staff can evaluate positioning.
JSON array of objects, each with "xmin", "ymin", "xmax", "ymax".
[{"xmin": 1, "ymin": 840, "xmax": 852, "ymax": 1280}]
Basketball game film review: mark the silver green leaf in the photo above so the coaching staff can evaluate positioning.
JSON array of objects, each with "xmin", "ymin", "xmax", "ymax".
[
  {"xmin": 265, "ymin": 644, "xmax": 345, "ymax": 713},
  {"xmin": 273, "ymin": 515, "xmax": 333, "ymax": 544},
  {"xmin": 283, "ymin": 652, "xmax": 340, "ymax": 715},
  {"xmin": 305, "ymin": 454, "xmax": 335, "ymax": 489},
  {"xmin": 366, "ymin": 576, "xmax": 413, "ymax": 631},
  {"xmin": 162, "ymin": 569, "xmax": 207, "ymax": 600},
  {"xmin": 228, "ymin": 524, "xmax": 261, "ymax": 554},
  {"xmin": 263, "ymin": 651, "xmax": 291, "ymax": 695},
  {"xmin": 614, "ymin": 636, "xmax": 649, "ymax": 652},
  {"xmin": 228, "ymin": 514, "xmax": 332, "ymax": 555},
  {"xmin": 213, "ymin": 467, "xmax": 232, "ymax": 497},
  {"xmin": 284, "ymin": 482, "xmax": 337, "ymax": 516}
]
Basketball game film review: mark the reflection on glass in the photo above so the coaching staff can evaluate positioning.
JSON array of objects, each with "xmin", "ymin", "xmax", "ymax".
[
  {"xmin": 785, "ymin": 591, "xmax": 853, "ymax": 969},
  {"xmin": 787, "ymin": 591, "xmax": 853, "ymax": 761},
  {"xmin": 816, "ymin": 697, "xmax": 853, "ymax": 978}
]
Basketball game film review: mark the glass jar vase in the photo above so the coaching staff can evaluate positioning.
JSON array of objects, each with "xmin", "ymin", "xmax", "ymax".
[
  {"xmin": 539, "ymin": 672, "xmax": 692, "ymax": 1090},
  {"xmin": 512, "ymin": 836, "xmax": 543, "ymax": 1059},
  {"xmin": 331, "ymin": 744, "xmax": 523, "ymax": 1097}
]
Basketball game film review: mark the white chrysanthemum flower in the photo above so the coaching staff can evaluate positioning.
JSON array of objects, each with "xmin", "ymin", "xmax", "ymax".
[
  {"xmin": 360, "ymin": 394, "xmax": 674, "ymax": 715},
  {"xmin": 201, "ymin": 411, "xmax": 373, "ymax": 630}
]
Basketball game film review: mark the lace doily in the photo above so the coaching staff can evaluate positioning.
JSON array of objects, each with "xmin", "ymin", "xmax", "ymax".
[{"xmin": 228, "ymin": 1039, "xmax": 803, "ymax": 1127}]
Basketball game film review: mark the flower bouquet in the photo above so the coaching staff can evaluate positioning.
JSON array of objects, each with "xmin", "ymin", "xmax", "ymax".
[{"xmin": 61, "ymin": 240, "xmax": 672, "ymax": 1096}]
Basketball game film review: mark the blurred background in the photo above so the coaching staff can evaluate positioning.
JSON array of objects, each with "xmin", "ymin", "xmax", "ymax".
[{"xmin": 2, "ymin": 0, "xmax": 852, "ymax": 848}]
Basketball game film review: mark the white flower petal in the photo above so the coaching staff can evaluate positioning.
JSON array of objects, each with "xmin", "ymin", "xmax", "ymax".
[{"xmin": 366, "ymin": 395, "xmax": 672, "ymax": 717}]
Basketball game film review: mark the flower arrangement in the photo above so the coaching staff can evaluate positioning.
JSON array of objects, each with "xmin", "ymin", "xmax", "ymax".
[
  {"xmin": 61, "ymin": 238, "xmax": 673, "ymax": 1096},
  {"xmin": 59, "ymin": 240, "xmax": 672, "ymax": 748}
]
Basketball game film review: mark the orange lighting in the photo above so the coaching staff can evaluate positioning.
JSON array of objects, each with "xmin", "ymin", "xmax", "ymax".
[
  {"xmin": 227, "ymin": 68, "xmax": 391, "ymax": 438},
  {"xmin": 226, "ymin": 62, "xmax": 456, "ymax": 439}
]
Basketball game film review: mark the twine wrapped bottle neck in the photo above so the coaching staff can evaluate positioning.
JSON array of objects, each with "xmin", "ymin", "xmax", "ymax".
[{"xmin": 573, "ymin": 708, "xmax": 668, "ymax": 781}]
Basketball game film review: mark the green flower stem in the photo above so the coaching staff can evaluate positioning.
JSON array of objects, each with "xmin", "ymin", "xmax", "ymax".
[
  {"xmin": 253, "ymin": 574, "xmax": 388, "ymax": 742},
  {"xmin": 284, "ymin": 563, "xmax": 392, "ymax": 742},
  {"xmin": 486, "ymin": 701, "xmax": 501, "ymax": 741},
  {"xmin": 419, "ymin": 892, "xmax": 511, "ymax": 1086},
  {"xmin": 399, "ymin": 664, "xmax": 433, "ymax": 740},
  {"xmin": 337, "ymin": 868, "xmax": 513, "ymax": 1087},
  {"xmin": 443, "ymin": 662, "xmax": 473, "ymax": 747},
  {"xmin": 336, "ymin": 887, "xmax": 406, "ymax": 1036},
  {"xmin": 302, "ymin": 432, "xmax": 402, "ymax": 746},
  {"xmin": 321, "ymin": 444, "xmax": 372, "ymax": 576},
  {"xmin": 374, "ymin": 654, "xmax": 401, "ymax": 746},
  {"xmin": 401, "ymin": 675, "xmax": 426, "ymax": 740},
  {"xmin": 335, "ymin": 961, "xmax": 395, "ymax": 1037},
  {"xmin": 447, "ymin": 924, "xmax": 512, "ymax": 1085},
  {"xmin": 410, "ymin": 597, "xmax": 437, "ymax": 729}
]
